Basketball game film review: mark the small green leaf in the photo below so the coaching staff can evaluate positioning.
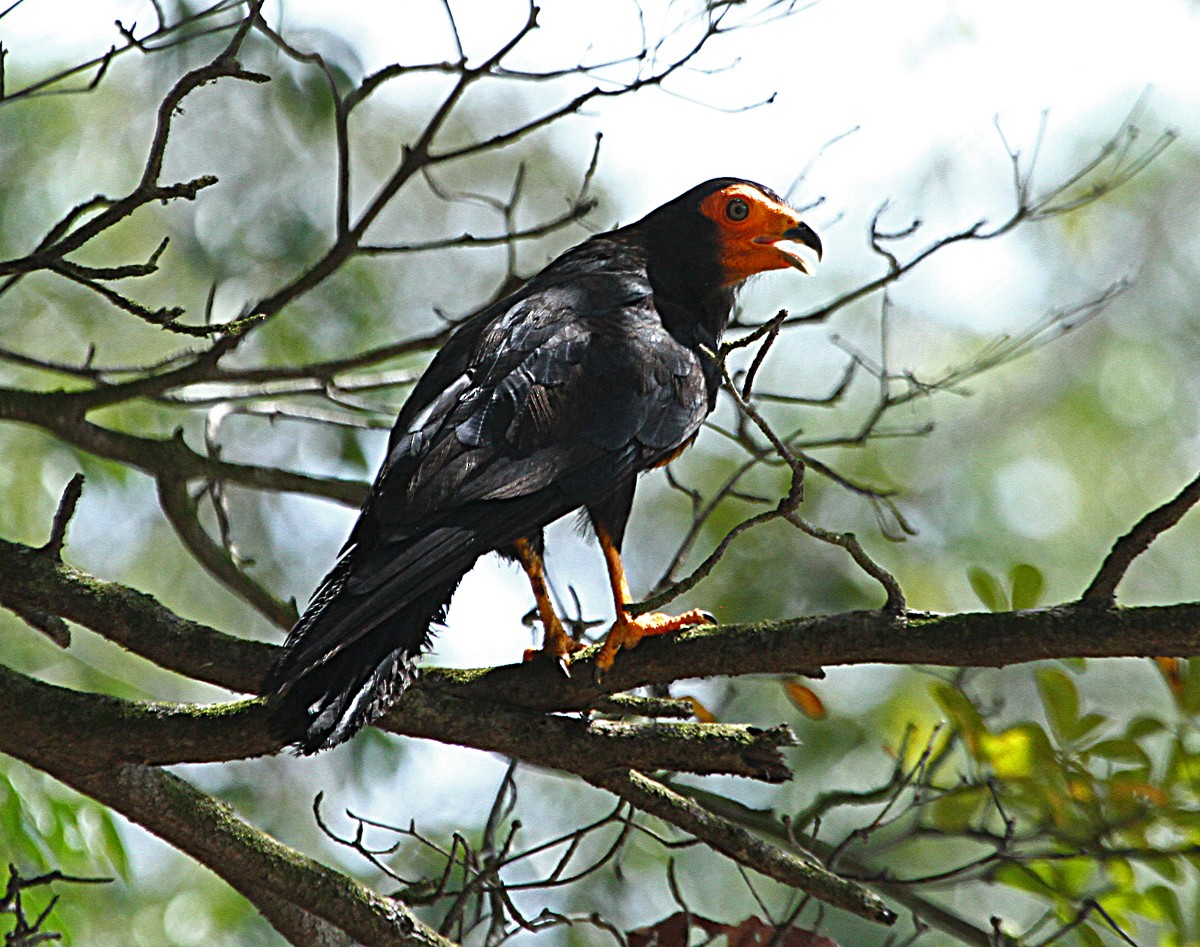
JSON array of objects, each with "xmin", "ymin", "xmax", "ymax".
[
  {"xmin": 968, "ymin": 566, "xmax": 1007, "ymax": 612},
  {"xmin": 1073, "ymin": 713, "xmax": 1107, "ymax": 740},
  {"xmin": 1009, "ymin": 563, "xmax": 1045, "ymax": 610},
  {"xmin": 931, "ymin": 682, "xmax": 987, "ymax": 752},
  {"xmin": 1075, "ymin": 923, "xmax": 1104, "ymax": 947},
  {"xmin": 1126, "ymin": 715, "xmax": 1166, "ymax": 741},
  {"xmin": 928, "ymin": 785, "xmax": 989, "ymax": 832},
  {"xmin": 993, "ymin": 861, "xmax": 1055, "ymax": 897},
  {"xmin": 1037, "ymin": 668, "xmax": 1080, "ymax": 742},
  {"xmin": 979, "ymin": 723, "xmax": 1054, "ymax": 779},
  {"xmin": 98, "ymin": 809, "xmax": 130, "ymax": 879},
  {"xmin": 1089, "ymin": 738, "xmax": 1151, "ymax": 767},
  {"xmin": 1105, "ymin": 857, "xmax": 1135, "ymax": 891},
  {"xmin": 338, "ymin": 428, "xmax": 369, "ymax": 471},
  {"xmin": 1142, "ymin": 884, "xmax": 1184, "ymax": 930},
  {"xmin": 1180, "ymin": 657, "xmax": 1200, "ymax": 715},
  {"xmin": 1142, "ymin": 855, "xmax": 1181, "ymax": 884}
]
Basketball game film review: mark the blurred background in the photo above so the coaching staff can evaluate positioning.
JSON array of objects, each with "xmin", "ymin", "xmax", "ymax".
[{"xmin": 2, "ymin": 0, "xmax": 1199, "ymax": 943}]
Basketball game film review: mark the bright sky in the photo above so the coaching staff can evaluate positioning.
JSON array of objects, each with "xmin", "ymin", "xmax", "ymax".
[
  {"xmin": 6, "ymin": 0, "xmax": 1197, "ymax": 202},
  {"xmin": 7, "ymin": 0, "xmax": 1195, "ymax": 331}
]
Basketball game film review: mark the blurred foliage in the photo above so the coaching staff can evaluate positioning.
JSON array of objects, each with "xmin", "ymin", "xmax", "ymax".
[{"xmin": 2, "ymin": 1, "xmax": 1200, "ymax": 945}]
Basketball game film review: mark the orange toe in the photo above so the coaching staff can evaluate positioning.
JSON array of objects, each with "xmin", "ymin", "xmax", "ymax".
[{"xmin": 594, "ymin": 608, "xmax": 715, "ymax": 672}]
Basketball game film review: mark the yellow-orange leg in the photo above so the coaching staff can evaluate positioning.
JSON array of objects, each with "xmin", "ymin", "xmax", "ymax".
[
  {"xmin": 593, "ymin": 524, "xmax": 714, "ymax": 674},
  {"xmin": 512, "ymin": 538, "xmax": 583, "ymax": 671}
]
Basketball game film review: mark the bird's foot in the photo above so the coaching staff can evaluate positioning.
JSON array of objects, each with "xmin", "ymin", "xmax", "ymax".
[
  {"xmin": 594, "ymin": 608, "xmax": 716, "ymax": 676},
  {"xmin": 523, "ymin": 623, "xmax": 586, "ymax": 677}
]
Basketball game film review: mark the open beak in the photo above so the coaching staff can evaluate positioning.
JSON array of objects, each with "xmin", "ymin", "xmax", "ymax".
[{"xmin": 755, "ymin": 221, "xmax": 823, "ymax": 276}]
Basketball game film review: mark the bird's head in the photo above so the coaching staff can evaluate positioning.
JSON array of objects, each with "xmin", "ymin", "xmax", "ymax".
[
  {"xmin": 630, "ymin": 178, "xmax": 822, "ymax": 294},
  {"xmin": 695, "ymin": 179, "xmax": 822, "ymax": 285}
]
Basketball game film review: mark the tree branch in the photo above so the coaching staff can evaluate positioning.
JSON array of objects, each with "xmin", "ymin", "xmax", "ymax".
[
  {"xmin": 0, "ymin": 663, "xmax": 797, "ymax": 783},
  {"xmin": 2, "ymin": 731, "xmax": 454, "ymax": 947},
  {"xmin": 3, "ymin": 536, "xmax": 1199, "ymax": 724},
  {"xmin": 587, "ymin": 769, "xmax": 896, "ymax": 925},
  {"xmin": 1081, "ymin": 469, "xmax": 1200, "ymax": 605}
]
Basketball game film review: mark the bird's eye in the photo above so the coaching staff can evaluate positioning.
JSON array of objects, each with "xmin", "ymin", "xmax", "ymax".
[{"xmin": 725, "ymin": 197, "xmax": 750, "ymax": 221}]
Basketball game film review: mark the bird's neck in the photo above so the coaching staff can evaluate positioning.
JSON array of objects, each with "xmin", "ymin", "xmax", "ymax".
[{"xmin": 613, "ymin": 225, "xmax": 735, "ymax": 348}]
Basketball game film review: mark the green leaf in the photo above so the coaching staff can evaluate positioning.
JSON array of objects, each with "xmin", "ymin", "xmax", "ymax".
[
  {"xmin": 1074, "ymin": 923, "xmax": 1104, "ymax": 947},
  {"xmin": 928, "ymin": 785, "xmax": 989, "ymax": 832},
  {"xmin": 1009, "ymin": 563, "xmax": 1045, "ymax": 610},
  {"xmin": 931, "ymin": 682, "xmax": 987, "ymax": 752},
  {"xmin": 1073, "ymin": 713, "xmax": 1107, "ymax": 740},
  {"xmin": 968, "ymin": 566, "xmax": 1007, "ymax": 612},
  {"xmin": 979, "ymin": 723, "xmax": 1055, "ymax": 779},
  {"xmin": 338, "ymin": 428, "xmax": 369, "ymax": 471},
  {"xmin": 1089, "ymin": 738, "xmax": 1152, "ymax": 767},
  {"xmin": 1037, "ymin": 668, "xmax": 1080, "ymax": 742},
  {"xmin": 97, "ymin": 809, "xmax": 130, "ymax": 879},
  {"xmin": 1125, "ymin": 715, "xmax": 1165, "ymax": 741},
  {"xmin": 1105, "ymin": 856, "xmax": 1135, "ymax": 891},
  {"xmin": 1180, "ymin": 657, "xmax": 1200, "ymax": 715},
  {"xmin": 1142, "ymin": 884, "xmax": 1184, "ymax": 930},
  {"xmin": 1142, "ymin": 854, "xmax": 1181, "ymax": 884},
  {"xmin": 994, "ymin": 861, "xmax": 1054, "ymax": 898}
]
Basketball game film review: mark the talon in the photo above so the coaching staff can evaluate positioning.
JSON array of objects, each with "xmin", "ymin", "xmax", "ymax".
[
  {"xmin": 697, "ymin": 609, "xmax": 718, "ymax": 625},
  {"xmin": 557, "ymin": 656, "xmax": 572, "ymax": 678}
]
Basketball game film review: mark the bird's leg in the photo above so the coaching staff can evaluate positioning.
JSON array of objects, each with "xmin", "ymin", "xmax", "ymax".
[
  {"xmin": 513, "ymin": 538, "xmax": 583, "ymax": 671},
  {"xmin": 593, "ymin": 524, "xmax": 714, "ymax": 674}
]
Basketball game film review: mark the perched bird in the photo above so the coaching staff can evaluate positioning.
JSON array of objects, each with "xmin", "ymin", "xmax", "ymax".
[{"xmin": 265, "ymin": 178, "xmax": 822, "ymax": 753}]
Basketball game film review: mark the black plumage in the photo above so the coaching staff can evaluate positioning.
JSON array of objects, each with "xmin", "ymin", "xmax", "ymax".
[{"xmin": 264, "ymin": 178, "xmax": 821, "ymax": 752}]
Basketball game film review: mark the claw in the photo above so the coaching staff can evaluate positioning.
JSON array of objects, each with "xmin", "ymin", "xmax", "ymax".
[
  {"xmin": 524, "ymin": 636, "xmax": 583, "ymax": 671},
  {"xmin": 697, "ymin": 609, "xmax": 718, "ymax": 625}
]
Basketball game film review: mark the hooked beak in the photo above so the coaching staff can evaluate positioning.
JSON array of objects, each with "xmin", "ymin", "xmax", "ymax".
[{"xmin": 754, "ymin": 221, "xmax": 823, "ymax": 276}]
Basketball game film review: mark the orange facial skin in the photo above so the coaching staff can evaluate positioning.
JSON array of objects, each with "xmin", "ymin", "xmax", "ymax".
[{"xmin": 698, "ymin": 182, "xmax": 823, "ymax": 286}]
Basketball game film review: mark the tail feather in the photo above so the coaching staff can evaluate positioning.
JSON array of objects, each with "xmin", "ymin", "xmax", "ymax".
[
  {"xmin": 264, "ymin": 556, "xmax": 471, "ymax": 753},
  {"xmin": 265, "ymin": 494, "xmax": 576, "ymax": 753}
]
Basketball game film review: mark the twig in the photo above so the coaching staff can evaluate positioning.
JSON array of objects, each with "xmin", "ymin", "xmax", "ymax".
[
  {"xmin": 156, "ymin": 476, "xmax": 299, "ymax": 628},
  {"xmin": 1080, "ymin": 469, "xmax": 1200, "ymax": 605},
  {"xmin": 787, "ymin": 515, "xmax": 906, "ymax": 613},
  {"xmin": 39, "ymin": 473, "xmax": 85, "ymax": 560}
]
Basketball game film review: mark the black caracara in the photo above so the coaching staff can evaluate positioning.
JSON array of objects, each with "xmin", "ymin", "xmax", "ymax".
[{"xmin": 265, "ymin": 179, "xmax": 822, "ymax": 752}]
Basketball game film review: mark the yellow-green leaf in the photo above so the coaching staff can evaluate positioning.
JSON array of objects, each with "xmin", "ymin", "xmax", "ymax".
[
  {"xmin": 1009, "ymin": 563, "xmax": 1045, "ymax": 610},
  {"xmin": 968, "ymin": 566, "xmax": 1007, "ymax": 612}
]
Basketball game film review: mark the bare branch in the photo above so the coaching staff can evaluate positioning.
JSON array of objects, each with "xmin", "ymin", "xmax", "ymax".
[
  {"xmin": 40, "ymin": 473, "xmax": 85, "ymax": 560},
  {"xmin": 588, "ymin": 769, "xmax": 896, "ymax": 925},
  {"xmin": 1081, "ymin": 469, "xmax": 1200, "ymax": 605}
]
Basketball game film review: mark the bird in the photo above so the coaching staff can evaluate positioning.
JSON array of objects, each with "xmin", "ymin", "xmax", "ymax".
[{"xmin": 264, "ymin": 178, "xmax": 822, "ymax": 753}]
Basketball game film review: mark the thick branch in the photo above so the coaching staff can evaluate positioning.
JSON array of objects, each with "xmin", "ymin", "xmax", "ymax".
[
  {"xmin": 2, "ymin": 732, "xmax": 453, "ymax": 947},
  {"xmin": 3, "ymin": 536, "xmax": 1199, "ymax": 720},
  {"xmin": 0, "ymin": 537, "xmax": 274, "ymax": 692},
  {"xmin": 588, "ymin": 769, "xmax": 895, "ymax": 925},
  {"xmin": 0, "ymin": 663, "xmax": 794, "ymax": 783},
  {"xmin": 426, "ymin": 604, "xmax": 1200, "ymax": 713}
]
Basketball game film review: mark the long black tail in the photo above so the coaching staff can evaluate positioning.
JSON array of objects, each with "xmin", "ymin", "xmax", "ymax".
[{"xmin": 263, "ymin": 529, "xmax": 479, "ymax": 753}]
